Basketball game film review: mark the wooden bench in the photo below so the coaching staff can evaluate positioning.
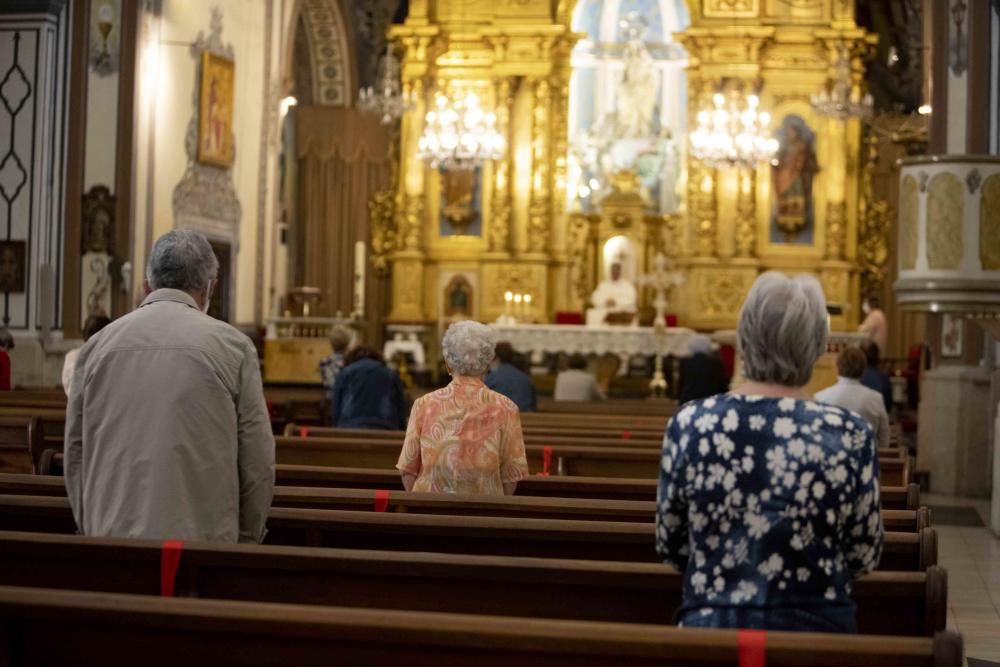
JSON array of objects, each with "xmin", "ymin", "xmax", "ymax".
[
  {"xmin": 0, "ymin": 585, "xmax": 963, "ymax": 666},
  {"xmin": 273, "ymin": 435, "xmax": 912, "ymax": 485},
  {"xmin": 0, "ymin": 531, "xmax": 948, "ymax": 636},
  {"xmin": 0, "ymin": 495, "xmax": 936, "ymax": 571},
  {"xmin": 0, "ymin": 416, "xmax": 43, "ymax": 475},
  {"xmin": 0, "ymin": 473, "xmax": 930, "ymax": 532}
]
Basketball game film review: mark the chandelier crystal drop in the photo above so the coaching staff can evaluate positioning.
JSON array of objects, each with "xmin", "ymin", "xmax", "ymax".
[
  {"xmin": 358, "ymin": 45, "xmax": 411, "ymax": 125},
  {"xmin": 416, "ymin": 90, "xmax": 506, "ymax": 171},
  {"xmin": 689, "ymin": 93, "xmax": 779, "ymax": 169},
  {"xmin": 810, "ymin": 48, "xmax": 874, "ymax": 122}
]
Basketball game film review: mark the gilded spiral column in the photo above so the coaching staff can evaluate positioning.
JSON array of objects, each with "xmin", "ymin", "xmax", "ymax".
[
  {"xmin": 488, "ymin": 78, "xmax": 513, "ymax": 254},
  {"xmin": 527, "ymin": 77, "xmax": 551, "ymax": 253}
]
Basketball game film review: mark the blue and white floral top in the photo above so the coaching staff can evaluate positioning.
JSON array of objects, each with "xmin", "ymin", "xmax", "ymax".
[{"xmin": 656, "ymin": 394, "xmax": 884, "ymax": 621}]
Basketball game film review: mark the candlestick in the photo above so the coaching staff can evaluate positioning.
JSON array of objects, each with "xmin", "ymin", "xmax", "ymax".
[{"xmin": 353, "ymin": 241, "xmax": 366, "ymax": 317}]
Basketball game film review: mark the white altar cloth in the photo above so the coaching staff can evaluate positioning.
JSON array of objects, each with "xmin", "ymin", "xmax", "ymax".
[{"xmin": 490, "ymin": 324, "xmax": 698, "ymax": 358}]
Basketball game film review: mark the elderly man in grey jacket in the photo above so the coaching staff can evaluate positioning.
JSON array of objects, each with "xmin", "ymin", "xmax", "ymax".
[{"xmin": 65, "ymin": 229, "xmax": 275, "ymax": 543}]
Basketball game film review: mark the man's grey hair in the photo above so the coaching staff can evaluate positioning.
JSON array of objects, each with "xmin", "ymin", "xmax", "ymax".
[
  {"xmin": 146, "ymin": 229, "xmax": 219, "ymax": 293},
  {"xmin": 737, "ymin": 271, "xmax": 828, "ymax": 388},
  {"xmin": 689, "ymin": 334, "xmax": 713, "ymax": 355},
  {"xmin": 442, "ymin": 320, "xmax": 497, "ymax": 377}
]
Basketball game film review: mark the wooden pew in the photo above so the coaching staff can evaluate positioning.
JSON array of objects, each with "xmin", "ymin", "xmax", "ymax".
[
  {"xmin": 0, "ymin": 586, "xmax": 963, "ymax": 667},
  {"xmin": 0, "ymin": 416, "xmax": 43, "ymax": 474},
  {"xmin": 0, "ymin": 495, "xmax": 936, "ymax": 571},
  {"xmin": 0, "ymin": 473, "xmax": 930, "ymax": 532},
  {"xmin": 0, "ymin": 531, "xmax": 948, "ymax": 637},
  {"xmin": 33, "ymin": 453, "xmax": 921, "ymax": 511},
  {"xmin": 536, "ymin": 397, "xmax": 676, "ymax": 417},
  {"xmin": 273, "ymin": 435, "xmax": 911, "ymax": 485}
]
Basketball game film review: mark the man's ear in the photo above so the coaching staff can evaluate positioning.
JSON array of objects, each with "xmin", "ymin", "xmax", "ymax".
[{"xmin": 142, "ymin": 280, "xmax": 152, "ymax": 296}]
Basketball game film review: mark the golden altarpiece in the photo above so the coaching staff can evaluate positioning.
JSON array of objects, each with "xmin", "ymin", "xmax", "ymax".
[{"xmin": 375, "ymin": 0, "xmax": 874, "ymax": 333}]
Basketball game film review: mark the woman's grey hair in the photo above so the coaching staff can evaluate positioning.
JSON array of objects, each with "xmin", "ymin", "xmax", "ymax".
[
  {"xmin": 737, "ymin": 271, "xmax": 828, "ymax": 388},
  {"xmin": 442, "ymin": 320, "xmax": 497, "ymax": 377},
  {"xmin": 146, "ymin": 229, "xmax": 219, "ymax": 293}
]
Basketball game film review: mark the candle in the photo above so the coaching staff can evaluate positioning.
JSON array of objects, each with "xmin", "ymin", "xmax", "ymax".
[
  {"xmin": 523, "ymin": 293, "xmax": 532, "ymax": 322},
  {"xmin": 504, "ymin": 291, "xmax": 513, "ymax": 318},
  {"xmin": 514, "ymin": 293, "xmax": 523, "ymax": 321},
  {"xmin": 353, "ymin": 241, "xmax": 366, "ymax": 317}
]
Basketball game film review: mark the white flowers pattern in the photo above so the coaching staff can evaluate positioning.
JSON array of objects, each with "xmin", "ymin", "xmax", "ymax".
[{"xmin": 656, "ymin": 394, "xmax": 884, "ymax": 615}]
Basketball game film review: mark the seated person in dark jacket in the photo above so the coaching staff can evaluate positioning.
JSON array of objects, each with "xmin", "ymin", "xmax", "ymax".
[
  {"xmin": 485, "ymin": 342, "xmax": 537, "ymax": 413},
  {"xmin": 332, "ymin": 345, "xmax": 408, "ymax": 430},
  {"xmin": 859, "ymin": 338, "xmax": 892, "ymax": 412},
  {"xmin": 678, "ymin": 334, "xmax": 730, "ymax": 404}
]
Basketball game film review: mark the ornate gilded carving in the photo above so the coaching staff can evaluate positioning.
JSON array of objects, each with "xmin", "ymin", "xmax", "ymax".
[
  {"xmin": 397, "ymin": 193, "xmax": 424, "ymax": 251},
  {"xmin": 697, "ymin": 270, "xmax": 751, "ymax": 317},
  {"xmin": 926, "ymin": 172, "xmax": 964, "ymax": 269},
  {"xmin": 489, "ymin": 78, "xmax": 513, "ymax": 253},
  {"xmin": 899, "ymin": 175, "xmax": 919, "ymax": 270},
  {"xmin": 567, "ymin": 213, "xmax": 597, "ymax": 302},
  {"xmin": 369, "ymin": 188, "xmax": 396, "ymax": 277},
  {"xmin": 980, "ymin": 174, "xmax": 1000, "ymax": 270},
  {"xmin": 735, "ymin": 169, "xmax": 756, "ymax": 257},
  {"xmin": 527, "ymin": 77, "xmax": 551, "ymax": 250},
  {"xmin": 857, "ymin": 135, "xmax": 891, "ymax": 297},
  {"xmin": 703, "ymin": 0, "xmax": 758, "ymax": 17},
  {"xmin": 825, "ymin": 201, "xmax": 846, "ymax": 260}
]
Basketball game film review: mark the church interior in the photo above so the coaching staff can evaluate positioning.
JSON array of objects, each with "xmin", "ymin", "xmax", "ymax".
[{"xmin": 1, "ymin": 0, "xmax": 1000, "ymax": 663}]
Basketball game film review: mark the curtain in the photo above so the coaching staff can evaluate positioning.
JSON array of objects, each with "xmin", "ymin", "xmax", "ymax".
[{"xmin": 295, "ymin": 106, "xmax": 391, "ymax": 341}]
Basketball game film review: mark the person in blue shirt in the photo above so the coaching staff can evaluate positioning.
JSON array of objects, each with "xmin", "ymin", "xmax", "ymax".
[
  {"xmin": 332, "ymin": 345, "xmax": 408, "ymax": 430},
  {"xmin": 485, "ymin": 342, "xmax": 537, "ymax": 413},
  {"xmin": 657, "ymin": 272, "xmax": 884, "ymax": 634},
  {"xmin": 859, "ymin": 338, "xmax": 893, "ymax": 412}
]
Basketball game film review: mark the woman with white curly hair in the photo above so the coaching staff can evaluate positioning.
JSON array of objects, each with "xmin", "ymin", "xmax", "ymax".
[{"xmin": 396, "ymin": 320, "xmax": 529, "ymax": 495}]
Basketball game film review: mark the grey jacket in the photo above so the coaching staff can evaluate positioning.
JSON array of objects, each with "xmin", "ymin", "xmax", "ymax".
[{"xmin": 64, "ymin": 289, "xmax": 275, "ymax": 543}]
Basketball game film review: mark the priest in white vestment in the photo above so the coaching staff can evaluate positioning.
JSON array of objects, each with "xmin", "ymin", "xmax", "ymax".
[{"xmin": 586, "ymin": 262, "xmax": 638, "ymax": 326}]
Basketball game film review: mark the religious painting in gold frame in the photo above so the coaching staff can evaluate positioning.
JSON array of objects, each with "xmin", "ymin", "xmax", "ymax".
[{"xmin": 197, "ymin": 51, "xmax": 235, "ymax": 168}]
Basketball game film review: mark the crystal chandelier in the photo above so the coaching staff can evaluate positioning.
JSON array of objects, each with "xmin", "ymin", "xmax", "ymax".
[
  {"xmin": 689, "ymin": 93, "xmax": 779, "ymax": 169},
  {"xmin": 416, "ymin": 90, "xmax": 505, "ymax": 171},
  {"xmin": 358, "ymin": 45, "xmax": 411, "ymax": 125},
  {"xmin": 811, "ymin": 47, "xmax": 873, "ymax": 122}
]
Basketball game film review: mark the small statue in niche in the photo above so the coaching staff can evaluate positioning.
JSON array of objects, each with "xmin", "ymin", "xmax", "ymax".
[
  {"xmin": 771, "ymin": 116, "xmax": 819, "ymax": 242},
  {"xmin": 444, "ymin": 275, "xmax": 473, "ymax": 318},
  {"xmin": 81, "ymin": 186, "xmax": 116, "ymax": 320}
]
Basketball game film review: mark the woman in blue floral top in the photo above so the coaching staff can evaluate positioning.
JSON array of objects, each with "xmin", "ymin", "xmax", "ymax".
[{"xmin": 657, "ymin": 272, "xmax": 884, "ymax": 633}]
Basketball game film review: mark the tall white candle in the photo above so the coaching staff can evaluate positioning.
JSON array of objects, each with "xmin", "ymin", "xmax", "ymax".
[{"xmin": 353, "ymin": 241, "xmax": 366, "ymax": 317}]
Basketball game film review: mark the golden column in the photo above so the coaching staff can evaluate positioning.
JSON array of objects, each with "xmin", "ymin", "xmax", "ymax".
[{"xmin": 488, "ymin": 77, "xmax": 513, "ymax": 255}]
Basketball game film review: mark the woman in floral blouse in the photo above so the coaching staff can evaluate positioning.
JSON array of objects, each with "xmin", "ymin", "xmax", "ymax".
[
  {"xmin": 657, "ymin": 272, "xmax": 884, "ymax": 633},
  {"xmin": 397, "ymin": 321, "xmax": 529, "ymax": 495}
]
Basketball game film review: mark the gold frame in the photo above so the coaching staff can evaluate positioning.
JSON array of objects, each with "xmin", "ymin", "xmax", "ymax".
[{"xmin": 197, "ymin": 51, "xmax": 235, "ymax": 168}]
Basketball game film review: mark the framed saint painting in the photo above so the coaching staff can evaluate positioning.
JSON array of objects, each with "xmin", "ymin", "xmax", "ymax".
[
  {"xmin": 197, "ymin": 51, "xmax": 235, "ymax": 168},
  {"xmin": 0, "ymin": 241, "xmax": 26, "ymax": 294}
]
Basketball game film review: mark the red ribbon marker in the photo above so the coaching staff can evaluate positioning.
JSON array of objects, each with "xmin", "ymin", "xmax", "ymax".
[
  {"xmin": 160, "ymin": 540, "xmax": 185, "ymax": 598},
  {"xmin": 540, "ymin": 446, "xmax": 552, "ymax": 476},
  {"xmin": 737, "ymin": 630, "xmax": 766, "ymax": 667},
  {"xmin": 300, "ymin": 426, "xmax": 310, "ymax": 438},
  {"xmin": 373, "ymin": 489, "xmax": 390, "ymax": 512},
  {"xmin": 621, "ymin": 430, "xmax": 631, "ymax": 441}
]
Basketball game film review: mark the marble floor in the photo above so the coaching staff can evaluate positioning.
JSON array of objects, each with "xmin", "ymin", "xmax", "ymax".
[{"xmin": 928, "ymin": 493, "xmax": 1000, "ymax": 667}]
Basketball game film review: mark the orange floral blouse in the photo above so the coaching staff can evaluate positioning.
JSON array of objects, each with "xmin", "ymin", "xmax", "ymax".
[{"xmin": 396, "ymin": 377, "xmax": 529, "ymax": 495}]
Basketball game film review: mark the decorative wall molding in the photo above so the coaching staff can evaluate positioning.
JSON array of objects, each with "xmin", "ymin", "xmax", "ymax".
[{"xmin": 171, "ymin": 6, "xmax": 241, "ymax": 321}]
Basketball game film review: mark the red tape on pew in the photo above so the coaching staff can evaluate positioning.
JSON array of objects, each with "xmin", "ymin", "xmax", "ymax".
[
  {"xmin": 738, "ymin": 630, "xmax": 766, "ymax": 667},
  {"xmin": 373, "ymin": 489, "xmax": 390, "ymax": 512},
  {"xmin": 621, "ymin": 430, "xmax": 631, "ymax": 441},
  {"xmin": 300, "ymin": 426, "xmax": 310, "ymax": 438},
  {"xmin": 160, "ymin": 540, "xmax": 184, "ymax": 598},
  {"xmin": 539, "ymin": 446, "xmax": 552, "ymax": 476}
]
